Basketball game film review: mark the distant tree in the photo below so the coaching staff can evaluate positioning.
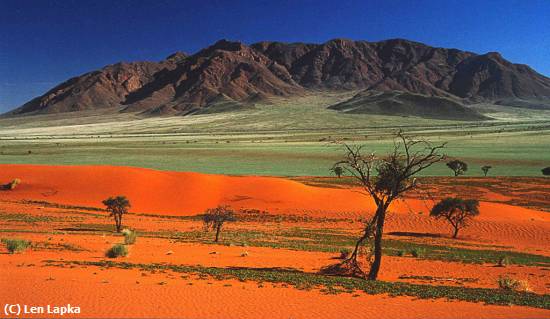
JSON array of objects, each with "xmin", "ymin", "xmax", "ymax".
[
  {"xmin": 542, "ymin": 167, "xmax": 550, "ymax": 176},
  {"xmin": 102, "ymin": 196, "xmax": 131, "ymax": 233},
  {"xmin": 331, "ymin": 166, "xmax": 344, "ymax": 178},
  {"xmin": 481, "ymin": 165, "xmax": 492, "ymax": 177},
  {"xmin": 202, "ymin": 205, "xmax": 236, "ymax": 242},
  {"xmin": 430, "ymin": 197, "xmax": 479, "ymax": 238},
  {"xmin": 328, "ymin": 131, "xmax": 445, "ymax": 280},
  {"xmin": 446, "ymin": 160, "xmax": 468, "ymax": 176}
]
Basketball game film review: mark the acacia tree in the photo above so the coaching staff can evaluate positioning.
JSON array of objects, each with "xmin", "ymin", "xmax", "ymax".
[
  {"xmin": 202, "ymin": 205, "xmax": 236, "ymax": 242},
  {"xmin": 481, "ymin": 165, "xmax": 492, "ymax": 176},
  {"xmin": 102, "ymin": 196, "xmax": 131, "ymax": 233},
  {"xmin": 332, "ymin": 131, "xmax": 445, "ymax": 280},
  {"xmin": 447, "ymin": 159, "xmax": 468, "ymax": 176},
  {"xmin": 331, "ymin": 166, "xmax": 344, "ymax": 178},
  {"xmin": 430, "ymin": 197, "xmax": 479, "ymax": 238}
]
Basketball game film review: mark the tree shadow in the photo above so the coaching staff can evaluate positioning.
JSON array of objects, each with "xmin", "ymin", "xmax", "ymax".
[
  {"xmin": 319, "ymin": 260, "xmax": 367, "ymax": 279},
  {"xmin": 225, "ymin": 266, "xmax": 305, "ymax": 273},
  {"xmin": 387, "ymin": 231, "xmax": 441, "ymax": 238},
  {"xmin": 57, "ymin": 227, "xmax": 104, "ymax": 232}
]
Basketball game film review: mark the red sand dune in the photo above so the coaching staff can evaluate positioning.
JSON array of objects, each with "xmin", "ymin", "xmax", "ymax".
[
  {"xmin": 1, "ymin": 164, "xmax": 549, "ymax": 223},
  {"xmin": 0, "ymin": 164, "xmax": 373, "ymax": 215}
]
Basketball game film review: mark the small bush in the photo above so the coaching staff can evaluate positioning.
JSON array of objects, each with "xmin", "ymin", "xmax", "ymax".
[
  {"xmin": 105, "ymin": 244, "xmax": 128, "ymax": 258},
  {"xmin": 516, "ymin": 280, "xmax": 532, "ymax": 293},
  {"xmin": 411, "ymin": 248, "xmax": 425, "ymax": 258},
  {"xmin": 396, "ymin": 250, "xmax": 405, "ymax": 257},
  {"xmin": 2, "ymin": 179, "xmax": 20, "ymax": 190},
  {"xmin": 497, "ymin": 255, "xmax": 510, "ymax": 267},
  {"xmin": 497, "ymin": 276, "xmax": 520, "ymax": 290},
  {"xmin": 122, "ymin": 229, "xmax": 137, "ymax": 245},
  {"xmin": 2, "ymin": 238, "xmax": 31, "ymax": 253},
  {"xmin": 338, "ymin": 248, "xmax": 351, "ymax": 259},
  {"xmin": 497, "ymin": 276, "xmax": 531, "ymax": 292}
]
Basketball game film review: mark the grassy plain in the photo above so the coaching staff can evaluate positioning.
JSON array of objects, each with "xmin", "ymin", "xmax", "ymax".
[{"xmin": 0, "ymin": 92, "xmax": 549, "ymax": 176}]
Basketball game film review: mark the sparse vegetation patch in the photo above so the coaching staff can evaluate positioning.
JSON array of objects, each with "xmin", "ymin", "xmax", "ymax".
[
  {"xmin": 122, "ymin": 229, "xmax": 137, "ymax": 245},
  {"xmin": 45, "ymin": 260, "xmax": 550, "ymax": 310},
  {"xmin": 105, "ymin": 244, "xmax": 128, "ymax": 258},
  {"xmin": 2, "ymin": 238, "xmax": 31, "ymax": 253}
]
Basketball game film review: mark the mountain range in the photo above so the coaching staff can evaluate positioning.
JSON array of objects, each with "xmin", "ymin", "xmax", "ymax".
[{"xmin": 6, "ymin": 38, "xmax": 550, "ymax": 119}]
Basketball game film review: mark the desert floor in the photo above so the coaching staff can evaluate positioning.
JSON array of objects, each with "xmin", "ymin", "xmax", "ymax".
[{"xmin": 0, "ymin": 164, "xmax": 549, "ymax": 318}]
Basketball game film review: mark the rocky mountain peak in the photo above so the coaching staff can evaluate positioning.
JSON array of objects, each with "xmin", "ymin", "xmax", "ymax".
[{"xmin": 6, "ymin": 38, "xmax": 550, "ymax": 117}]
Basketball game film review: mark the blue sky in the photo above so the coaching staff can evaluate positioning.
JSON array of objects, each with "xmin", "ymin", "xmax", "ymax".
[{"xmin": 1, "ymin": 0, "xmax": 549, "ymax": 112}]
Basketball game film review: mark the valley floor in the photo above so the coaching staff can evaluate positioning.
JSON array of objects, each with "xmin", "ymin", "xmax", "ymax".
[{"xmin": 1, "ymin": 93, "xmax": 550, "ymax": 176}]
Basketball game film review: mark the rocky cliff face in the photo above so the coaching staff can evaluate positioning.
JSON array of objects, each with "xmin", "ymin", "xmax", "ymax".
[{"xmin": 8, "ymin": 38, "xmax": 550, "ymax": 116}]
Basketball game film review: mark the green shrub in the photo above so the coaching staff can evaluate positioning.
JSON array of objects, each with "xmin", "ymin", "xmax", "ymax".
[
  {"xmin": 8, "ymin": 179, "xmax": 20, "ymax": 190},
  {"xmin": 411, "ymin": 248, "xmax": 425, "ymax": 258},
  {"xmin": 497, "ymin": 276, "xmax": 520, "ymax": 290},
  {"xmin": 497, "ymin": 276, "xmax": 531, "ymax": 292},
  {"xmin": 105, "ymin": 244, "xmax": 128, "ymax": 258},
  {"xmin": 2, "ymin": 238, "xmax": 31, "ymax": 253},
  {"xmin": 396, "ymin": 250, "xmax": 405, "ymax": 257},
  {"xmin": 497, "ymin": 255, "xmax": 510, "ymax": 267},
  {"xmin": 2, "ymin": 179, "xmax": 20, "ymax": 190},
  {"xmin": 122, "ymin": 229, "xmax": 137, "ymax": 245}
]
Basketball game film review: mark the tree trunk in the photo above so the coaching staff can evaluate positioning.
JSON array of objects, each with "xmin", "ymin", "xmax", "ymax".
[
  {"xmin": 452, "ymin": 226, "xmax": 459, "ymax": 238},
  {"xmin": 215, "ymin": 225, "xmax": 221, "ymax": 242},
  {"xmin": 349, "ymin": 229, "xmax": 368, "ymax": 262},
  {"xmin": 114, "ymin": 214, "xmax": 122, "ymax": 233},
  {"xmin": 368, "ymin": 207, "xmax": 387, "ymax": 280},
  {"xmin": 349, "ymin": 213, "xmax": 378, "ymax": 263}
]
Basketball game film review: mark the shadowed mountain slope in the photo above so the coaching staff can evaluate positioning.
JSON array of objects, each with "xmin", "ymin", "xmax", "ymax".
[{"xmin": 328, "ymin": 90, "xmax": 488, "ymax": 120}]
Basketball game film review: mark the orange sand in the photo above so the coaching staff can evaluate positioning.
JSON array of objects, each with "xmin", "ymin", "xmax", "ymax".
[
  {"xmin": 2, "ymin": 164, "xmax": 549, "ymax": 251},
  {"xmin": 3, "ymin": 231, "xmax": 549, "ymax": 294},
  {"xmin": 2, "ymin": 264, "xmax": 548, "ymax": 319},
  {"xmin": 1, "ymin": 164, "xmax": 549, "ymax": 318}
]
